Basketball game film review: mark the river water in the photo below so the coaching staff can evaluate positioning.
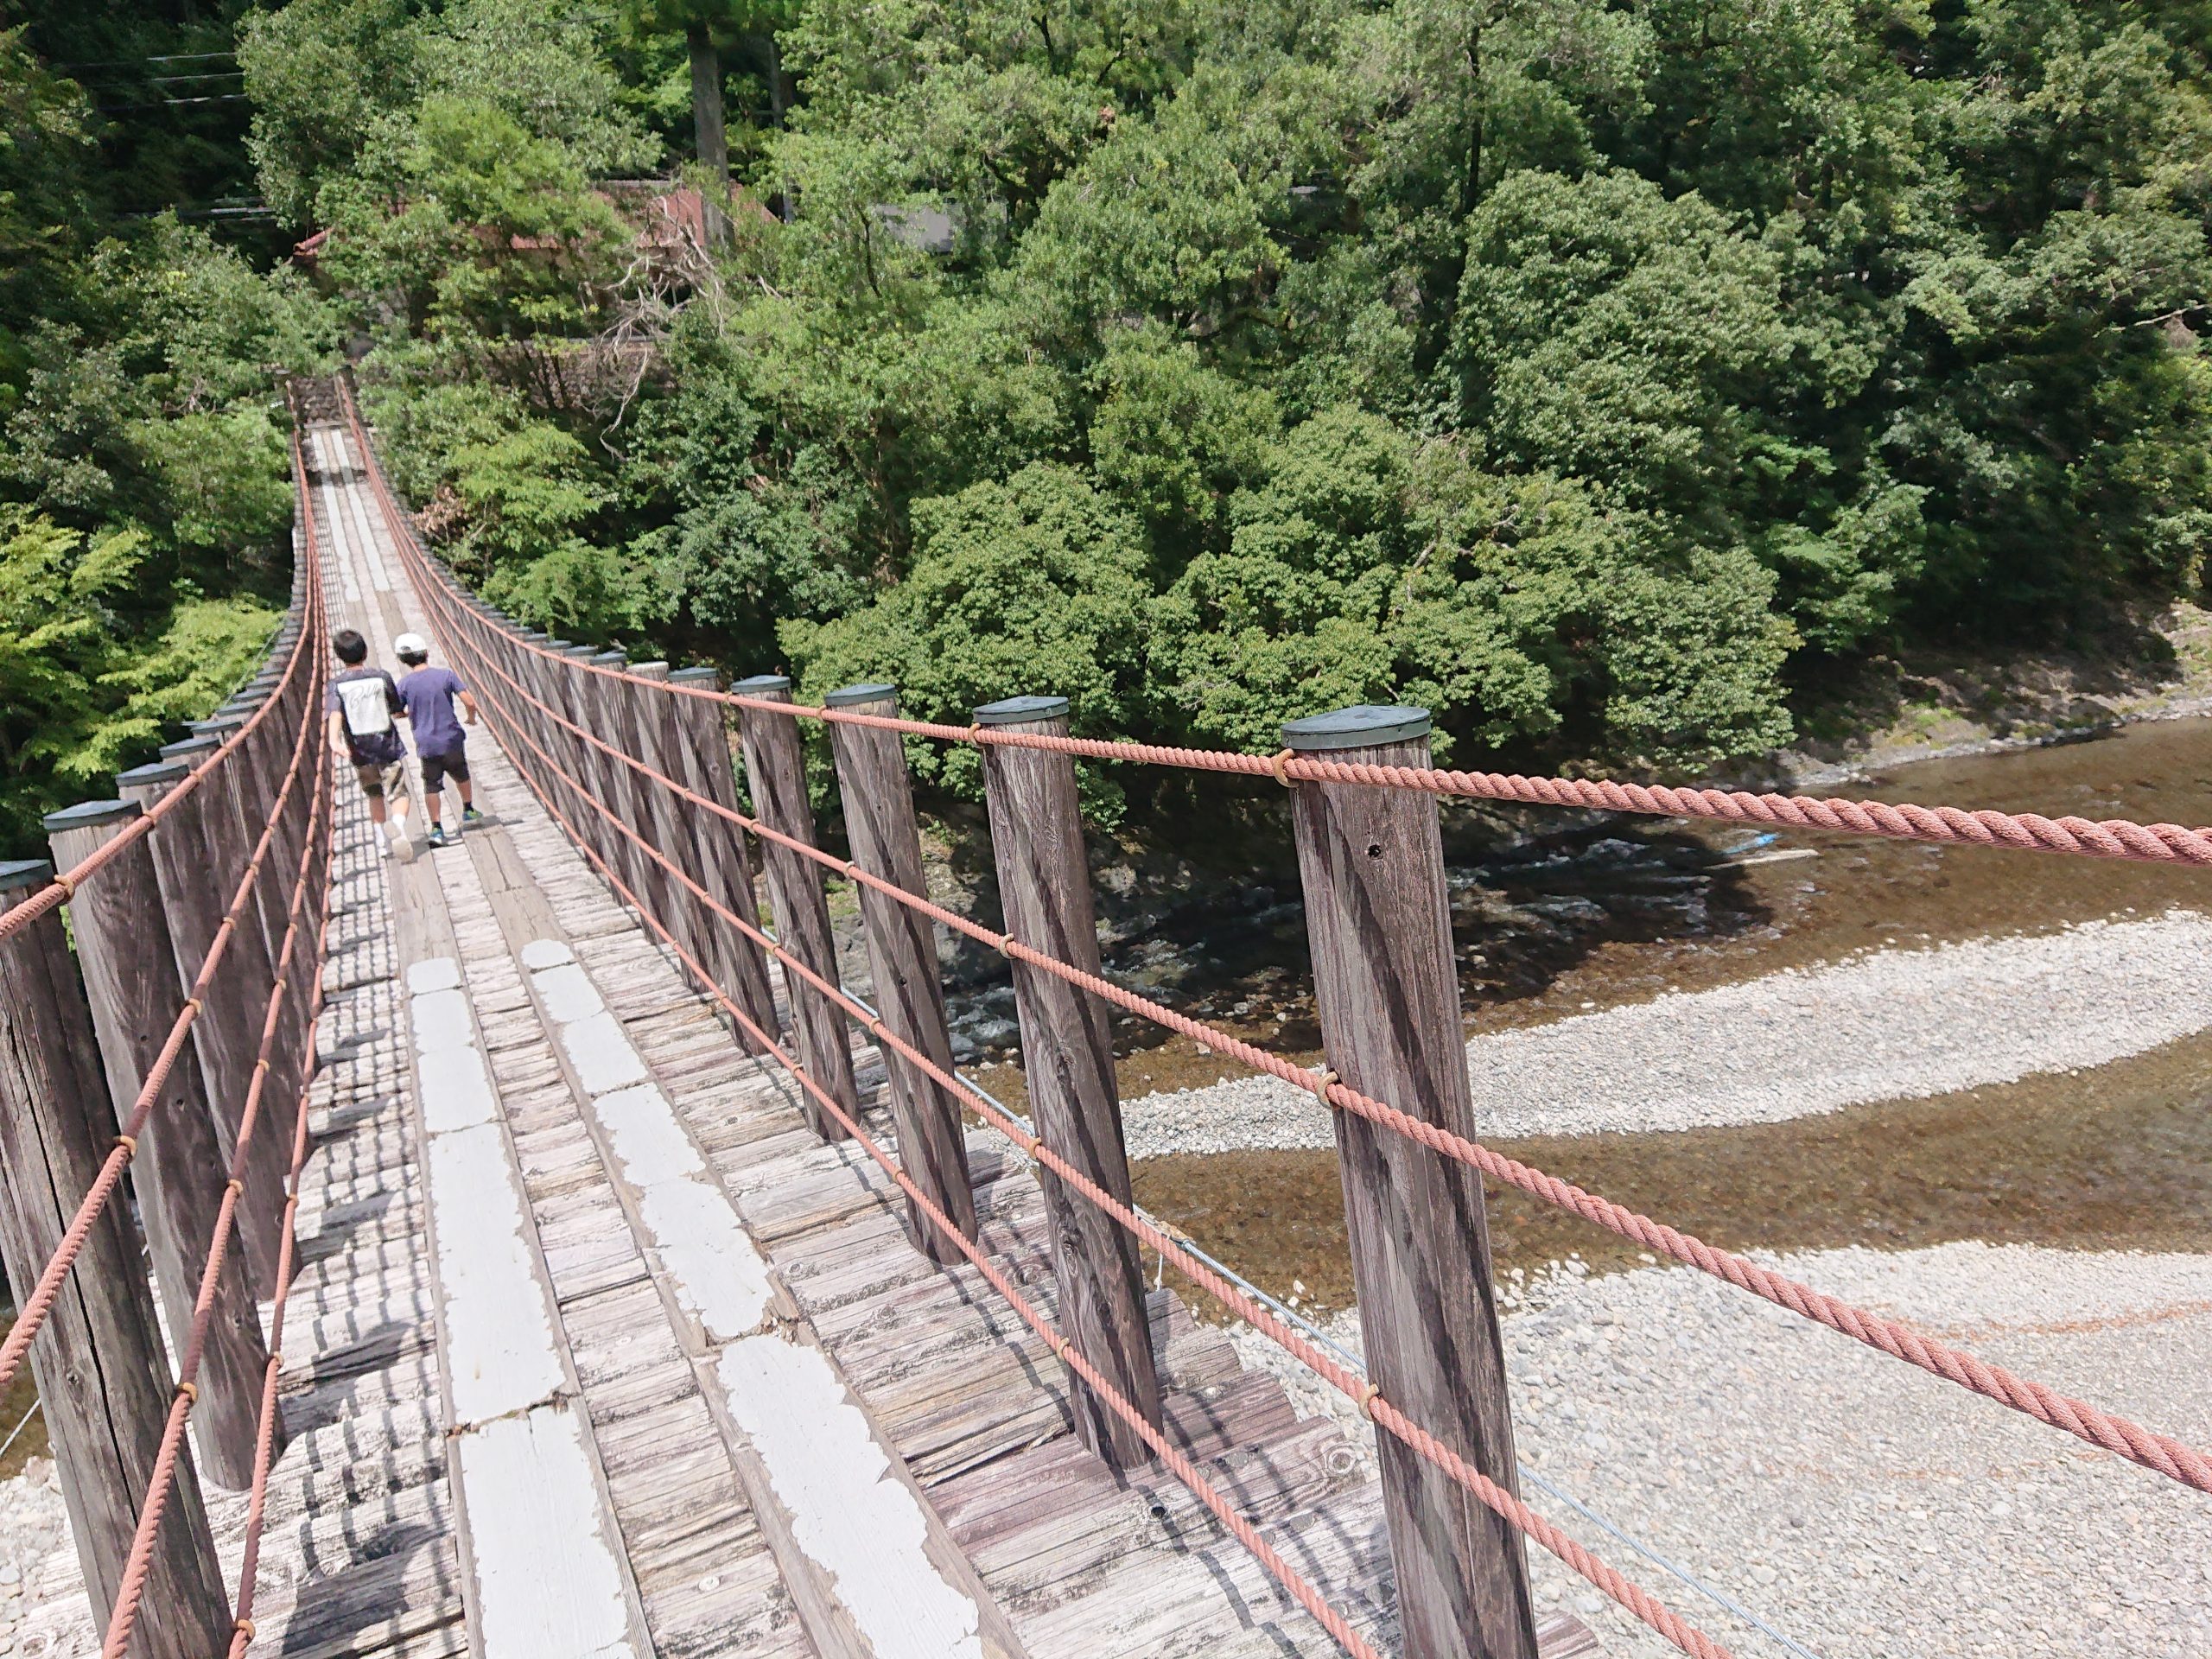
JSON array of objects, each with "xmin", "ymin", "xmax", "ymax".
[{"xmin": 1107, "ymin": 716, "xmax": 2212, "ymax": 1313}]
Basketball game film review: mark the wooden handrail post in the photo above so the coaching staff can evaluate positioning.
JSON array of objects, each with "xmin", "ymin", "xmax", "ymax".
[
  {"xmin": 664, "ymin": 668, "xmax": 780, "ymax": 1053},
  {"xmin": 557, "ymin": 645, "xmax": 607, "ymax": 860},
  {"xmin": 1281, "ymin": 704, "xmax": 1536, "ymax": 1659},
  {"xmin": 613, "ymin": 663, "xmax": 703, "ymax": 977},
  {"xmin": 974, "ymin": 696, "xmax": 1160, "ymax": 1468},
  {"xmin": 43, "ymin": 801, "xmax": 276, "ymax": 1491},
  {"xmin": 579, "ymin": 651, "xmax": 639, "ymax": 889},
  {"xmin": 733, "ymin": 675, "xmax": 859, "ymax": 1141},
  {"xmin": 0, "ymin": 859, "xmax": 233, "ymax": 1657},
  {"xmin": 118, "ymin": 756, "xmax": 290, "ymax": 1299},
  {"xmin": 823, "ymin": 683, "xmax": 976, "ymax": 1261}
]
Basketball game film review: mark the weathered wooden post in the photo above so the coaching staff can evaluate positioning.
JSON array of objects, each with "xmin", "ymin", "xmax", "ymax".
[
  {"xmin": 618, "ymin": 663, "xmax": 700, "ymax": 970},
  {"xmin": 733, "ymin": 675, "xmax": 859, "ymax": 1140},
  {"xmin": 584, "ymin": 650, "xmax": 660, "ymax": 917},
  {"xmin": 823, "ymin": 684, "xmax": 976, "ymax": 1261},
  {"xmin": 665, "ymin": 668, "xmax": 782, "ymax": 1055},
  {"xmin": 559, "ymin": 644, "xmax": 608, "ymax": 854},
  {"xmin": 0, "ymin": 860, "xmax": 233, "ymax": 1656},
  {"xmin": 43, "ymin": 801, "xmax": 276, "ymax": 1491},
  {"xmin": 1281, "ymin": 704, "xmax": 1536, "ymax": 1659},
  {"xmin": 118, "ymin": 758, "xmax": 290, "ymax": 1298},
  {"xmin": 974, "ymin": 696, "xmax": 1160, "ymax": 1466}
]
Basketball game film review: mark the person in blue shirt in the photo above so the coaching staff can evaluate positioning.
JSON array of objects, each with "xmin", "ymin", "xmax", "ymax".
[{"xmin": 392, "ymin": 632, "xmax": 482, "ymax": 849}]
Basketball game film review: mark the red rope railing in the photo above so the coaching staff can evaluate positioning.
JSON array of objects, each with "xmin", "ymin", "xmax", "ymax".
[
  {"xmin": 410, "ymin": 558, "xmax": 2212, "ymax": 1499},
  {"xmin": 0, "ymin": 548, "xmax": 327, "ymax": 1401},
  {"xmin": 393, "ymin": 494, "xmax": 1739, "ymax": 1659},
  {"xmin": 340, "ymin": 377, "xmax": 2212, "ymax": 1659}
]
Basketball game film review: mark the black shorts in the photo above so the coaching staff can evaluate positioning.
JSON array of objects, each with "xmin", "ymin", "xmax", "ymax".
[{"xmin": 421, "ymin": 749, "xmax": 470, "ymax": 791}]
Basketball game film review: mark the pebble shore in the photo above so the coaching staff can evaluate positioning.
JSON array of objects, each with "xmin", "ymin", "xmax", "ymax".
[
  {"xmin": 1123, "ymin": 910, "xmax": 2212, "ymax": 1156},
  {"xmin": 0, "ymin": 1457, "xmax": 68, "ymax": 1655},
  {"xmin": 1231, "ymin": 1242, "xmax": 2212, "ymax": 1659}
]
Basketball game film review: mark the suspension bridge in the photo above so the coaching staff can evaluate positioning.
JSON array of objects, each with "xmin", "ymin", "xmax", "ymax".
[{"xmin": 0, "ymin": 376, "xmax": 2206, "ymax": 1659}]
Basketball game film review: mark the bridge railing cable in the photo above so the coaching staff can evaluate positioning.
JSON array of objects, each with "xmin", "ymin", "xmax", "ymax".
[
  {"xmin": 387, "ymin": 457, "xmax": 1741, "ymax": 1659},
  {"xmin": 0, "ymin": 442, "xmax": 331, "ymax": 1655},
  {"xmin": 342, "ymin": 374, "xmax": 2212, "ymax": 1659},
  {"xmin": 402, "ymin": 561, "xmax": 2212, "ymax": 1499}
]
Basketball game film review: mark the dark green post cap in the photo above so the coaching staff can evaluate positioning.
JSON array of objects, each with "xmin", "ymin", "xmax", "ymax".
[
  {"xmin": 1281, "ymin": 704, "xmax": 1432, "ymax": 751},
  {"xmin": 0, "ymin": 859, "xmax": 54, "ymax": 893},
  {"xmin": 975, "ymin": 695, "xmax": 1068, "ymax": 726},
  {"xmin": 43, "ymin": 799, "xmax": 141, "ymax": 832},
  {"xmin": 825, "ymin": 683, "xmax": 896, "ymax": 709}
]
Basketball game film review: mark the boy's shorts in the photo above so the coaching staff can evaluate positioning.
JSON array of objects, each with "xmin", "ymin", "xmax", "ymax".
[
  {"xmin": 421, "ymin": 748, "xmax": 470, "ymax": 792},
  {"xmin": 353, "ymin": 760, "xmax": 407, "ymax": 800}
]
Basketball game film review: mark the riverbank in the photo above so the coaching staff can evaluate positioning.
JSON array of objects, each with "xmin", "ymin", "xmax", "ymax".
[
  {"xmin": 1230, "ymin": 1242, "xmax": 2212, "ymax": 1659},
  {"xmin": 1118, "ymin": 908, "xmax": 2212, "ymax": 1155}
]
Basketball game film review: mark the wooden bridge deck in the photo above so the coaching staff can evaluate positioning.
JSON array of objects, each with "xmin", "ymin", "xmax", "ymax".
[{"xmin": 17, "ymin": 422, "xmax": 1597, "ymax": 1657}]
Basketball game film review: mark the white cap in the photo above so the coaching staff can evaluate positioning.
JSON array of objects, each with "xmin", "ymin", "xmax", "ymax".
[{"xmin": 394, "ymin": 632, "xmax": 429, "ymax": 659}]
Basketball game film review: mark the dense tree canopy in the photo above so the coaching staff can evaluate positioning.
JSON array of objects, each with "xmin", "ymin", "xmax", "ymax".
[
  {"xmin": 0, "ymin": 20, "xmax": 334, "ymax": 852},
  {"xmin": 216, "ymin": 0, "xmax": 2212, "ymax": 820}
]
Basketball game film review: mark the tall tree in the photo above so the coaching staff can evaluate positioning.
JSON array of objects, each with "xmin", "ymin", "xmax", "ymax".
[{"xmin": 622, "ymin": 0, "xmax": 790, "ymax": 236}]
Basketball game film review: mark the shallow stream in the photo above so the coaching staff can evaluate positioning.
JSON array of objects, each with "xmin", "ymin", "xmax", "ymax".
[{"xmin": 1090, "ymin": 717, "xmax": 2212, "ymax": 1311}]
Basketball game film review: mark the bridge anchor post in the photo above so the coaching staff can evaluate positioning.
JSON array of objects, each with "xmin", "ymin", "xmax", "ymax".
[
  {"xmin": 975, "ymin": 696, "xmax": 1161, "ymax": 1468},
  {"xmin": 0, "ymin": 860, "xmax": 232, "ymax": 1658},
  {"xmin": 1282, "ymin": 704, "xmax": 1538, "ymax": 1659},
  {"xmin": 824, "ymin": 683, "xmax": 977, "ymax": 1262},
  {"xmin": 734, "ymin": 674, "xmax": 861, "ymax": 1139}
]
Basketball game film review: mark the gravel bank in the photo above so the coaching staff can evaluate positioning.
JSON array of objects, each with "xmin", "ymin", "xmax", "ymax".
[
  {"xmin": 0, "ymin": 1455, "xmax": 70, "ymax": 1652},
  {"xmin": 1230, "ymin": 1242, "xmax": 2212, "ymax": 1659},
  {"xmin": 1124, "ymin": 909, "xmax": 2212, "ymax": 1156}
]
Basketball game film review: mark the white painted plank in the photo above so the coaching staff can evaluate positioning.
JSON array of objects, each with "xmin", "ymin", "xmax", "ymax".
[
  {"xmin": 594, "ymin": 1084, "xmax": 773, "ymax": 1342},
  {"xmin": 456, "ymin": 1405, "xmax": 638, "ymax": 1659},
  {"xmin": 558, "ymin": 1010, "xmax": 651, "ymax": 1096},
  {"xmin": 720, "ymin": 1336, "xmax": 984, "ymax": 1659},
  {"xmin": 428, "ymin": 1121, "xmax": 566, "ymax": 1424}
]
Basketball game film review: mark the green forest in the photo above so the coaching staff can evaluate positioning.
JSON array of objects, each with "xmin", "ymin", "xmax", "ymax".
[{"xmin": 3, "ymin": 0, "xmax": 2209, "ymax": 843}]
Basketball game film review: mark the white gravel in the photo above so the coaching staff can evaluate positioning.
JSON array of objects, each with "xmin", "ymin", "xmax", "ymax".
[
  {"xmin": 1231, "ymin": 1241, "xmax": 2212, "ymax": 1659},
  {"xmin": 0, "ymin": 1455, "xmax": 72, "ymax": 1653},
  {"xmin": 1124, "ymin": 909, "xmax": 2212, "ymax": 1155}
]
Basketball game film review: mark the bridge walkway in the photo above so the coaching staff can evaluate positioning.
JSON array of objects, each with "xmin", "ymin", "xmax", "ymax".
[{"xmin": 296, "ymin": 414, "xmax": 1417, "ymax": 1657}]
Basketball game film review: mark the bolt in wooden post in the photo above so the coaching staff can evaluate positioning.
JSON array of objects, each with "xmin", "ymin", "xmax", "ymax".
[
  {"xmin": 1281, "ymin": 704, "xmax": 1536, "ymax": 1659},
  {"xmin": 661, "ymin": 670, "xmax": 779, "ymax": 1054},
  {"xmin": 0, "ymin": 860, "xmax": 233, "ymax": 1658},
  {"xmin": 974, "ymin": 696, "xmax": 1160, "ymax": 1467},
  {"xmin": 733, "ymin": 676, "xmax": 858, "ymax": 1141},
  {"xmin": 43, "ymin": 802, "xmax": 276, "ymax": 1492},
  {"xmin": 118, "ymin": 759, "xmax": 290, "ymax": 1299},
  {"xmin": 823, "ymin": 683, "xmax": 976, "ymax": 1261}
]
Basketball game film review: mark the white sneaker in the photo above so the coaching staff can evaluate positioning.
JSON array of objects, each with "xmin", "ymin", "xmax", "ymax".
[{"xmin": 378, "ymin": 837, "xmax": 391, "ymax": 861}]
